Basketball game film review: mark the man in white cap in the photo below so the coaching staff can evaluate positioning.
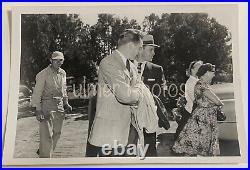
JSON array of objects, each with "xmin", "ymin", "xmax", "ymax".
[{"xmin": 31, "ymin": 51, "xmax": 72, "ymax": 158}]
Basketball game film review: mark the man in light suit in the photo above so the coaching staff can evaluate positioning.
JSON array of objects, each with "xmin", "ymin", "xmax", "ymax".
[
  {"xmin": 87, "ymin": 29, "xmax": 143, "ymax": 157},
  {"xmin": 130, "ymin": 34, "xmax": 169, "ymax": 157}
]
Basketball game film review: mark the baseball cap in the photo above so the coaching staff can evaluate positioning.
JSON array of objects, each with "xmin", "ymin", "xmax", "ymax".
[{"xmin": 51, "ymin": 51, "xmax": 64, "ymax": 60}]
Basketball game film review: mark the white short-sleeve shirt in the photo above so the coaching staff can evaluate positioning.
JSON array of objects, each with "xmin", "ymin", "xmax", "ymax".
[{"xmin": 184, "ymin": 75, "xmax": 199, "ymax": 113}]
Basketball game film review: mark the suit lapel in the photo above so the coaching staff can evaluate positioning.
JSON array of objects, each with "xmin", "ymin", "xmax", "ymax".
[
  {"xmin": 130, "ymin": 62, "xmax": 138, "ymax": 86},
  {"xmin": 113, "ymin": 51, "xmax": 131, "ymax": 79},
  {"xmin": 124, "ymin": 69, "xmax": 131, "ymax": 79},
  {"xmin": 143, "ymin": 62, "xmax": 150, "ymax": 77}
]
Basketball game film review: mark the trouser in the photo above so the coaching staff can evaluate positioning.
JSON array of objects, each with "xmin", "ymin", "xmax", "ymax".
[
  {"xmin": 174, "ymin": 109, "xmax": 191, "ymax": 140},
  {"xmin": 85, "ymin": 142, "xmax": 126, "ymax": 157},
  {"xmin": 85, "ymin": 95, "xmax": 98, "ymax": 157},
  {"xmin": 85, "ymin": 141, "xmax": 99, "ymax": 157},
  {"xmin": 143, "ymin": 129, "xmax": 157, "ymax": 157},
  {"xmin": 39, "ymin": 111, "xmax": 64, "ymax": 158},
  {"xmin": 127, "ymin": 125, "xmax": 157, "ymax": 157}
]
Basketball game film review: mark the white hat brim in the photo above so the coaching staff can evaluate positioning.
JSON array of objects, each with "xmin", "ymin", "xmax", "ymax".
[
  {"xmin": 52, "ymin": 56, "xmax": 64, "ymax": 60},
  {"xmin": 144, "ymin": 44, "xmax": 160, "ymax": 48}
]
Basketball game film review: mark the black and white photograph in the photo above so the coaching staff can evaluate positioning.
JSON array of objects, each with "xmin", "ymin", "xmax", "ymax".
[{"xmin": 2, "ymin": 2, "xmax": 248, "ymax": 167}]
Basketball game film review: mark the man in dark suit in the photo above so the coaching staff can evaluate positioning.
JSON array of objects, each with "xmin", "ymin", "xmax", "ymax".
[{"xmin": 132, "ymin": 34, "xmax": 169, "ymax": 156}]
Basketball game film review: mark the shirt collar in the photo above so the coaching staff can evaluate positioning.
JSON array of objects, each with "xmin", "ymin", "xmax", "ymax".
[
  {"xmin": 49, "ymin": 64, "xmax": 63, "ymax": 74},
  {"xmin": 133, "ymin": 60, "xmax": 146, "ymax": 66},
  {"xmin": 116, "ymin": 50, "xmax": 128, "ymax": 66},
  {"xmin": 189, "ymin": 75, "xmax": 199, "ymax": 81}
]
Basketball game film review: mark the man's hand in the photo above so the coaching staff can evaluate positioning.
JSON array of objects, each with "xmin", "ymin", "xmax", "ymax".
[
  {"xmin": 136, "ymin": 76, "xmax": 143, "ymax": 84},
  {"xmin": 35, "ymin": 110, "xmax": 45, "ymax": 122},
  {"xmin": 64, "ymin": 103, "xmax": 73, "ymax": 114}
]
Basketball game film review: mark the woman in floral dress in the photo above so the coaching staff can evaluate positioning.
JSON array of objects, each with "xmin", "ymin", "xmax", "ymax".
[{"xmin": 172, "ymin": 63, "xmax": 224, "ymax": 156}]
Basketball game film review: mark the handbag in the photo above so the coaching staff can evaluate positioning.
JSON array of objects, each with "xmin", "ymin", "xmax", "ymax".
[
  {"xmin": 217, "ymin": 107, "xmax": 226, "ymax": 121},
  {"xmin": 170, "ymin": 96, "xmax": 187, "ymax": 122},
  {"xmin": 176, "ymin": 96, "xmax": 187, "ymax": 109}
]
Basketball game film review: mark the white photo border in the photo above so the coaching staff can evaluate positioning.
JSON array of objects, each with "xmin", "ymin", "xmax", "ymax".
[{"xmin": 2, "ymin": 2, "xmax": 248, "ymax": 167}]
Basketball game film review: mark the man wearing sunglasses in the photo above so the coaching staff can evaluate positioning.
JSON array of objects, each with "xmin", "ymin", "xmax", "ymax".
[{"xmin": 31, "ymin": 51, "xmax": 72, "ymax": 158}]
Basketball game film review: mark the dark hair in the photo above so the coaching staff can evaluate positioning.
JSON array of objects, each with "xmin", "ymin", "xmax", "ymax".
[
  {"xmin": 196, "ymin": 63, "xmax": 216, "ymax": 78},
  {"xmin": 188, "ymin": 60, "xmax": 198, "ymax": 76},
  {"xmin": 118, "ymin": 29, "xmax": 143, "ymax": 47}
]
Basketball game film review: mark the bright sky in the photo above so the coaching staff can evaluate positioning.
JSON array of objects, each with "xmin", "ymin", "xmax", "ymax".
[{"xmin": 78, "ymin": 4, "xmax": 236, "ymax": 32}]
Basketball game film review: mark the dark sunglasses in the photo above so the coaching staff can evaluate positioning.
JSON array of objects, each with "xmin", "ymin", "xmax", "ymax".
[
  {"xmin": 52, "ymin": 59, "xmax": 64, "ymax": 62},
  {"xmin": 124, "ymin": 29, "xmax": 143, "ymax": 34}
]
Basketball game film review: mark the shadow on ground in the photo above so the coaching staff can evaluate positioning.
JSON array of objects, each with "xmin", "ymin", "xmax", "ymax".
[{"xmin": 157, "ymin": 133, "xmax": 240, "ymax": 157}]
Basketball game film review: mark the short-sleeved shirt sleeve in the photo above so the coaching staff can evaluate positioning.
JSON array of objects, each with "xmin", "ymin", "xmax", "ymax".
[{"xmin": 31, "ymin": 70, "xmax": 46, "ymax": 110}]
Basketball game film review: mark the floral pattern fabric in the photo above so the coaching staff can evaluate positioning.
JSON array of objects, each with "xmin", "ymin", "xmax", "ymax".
[{"xmin": 172, "ymin": 81, "xmax": 220, "ymax": 156}]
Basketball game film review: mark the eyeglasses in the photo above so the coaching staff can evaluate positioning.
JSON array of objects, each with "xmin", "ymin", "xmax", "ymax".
[
  {"xmin": 52, "ymin": 59, "xmax": 64, "ymax": 63},
  {"xmin": 124, "ymin": 29, "xmax": 143, "ymax": 35}
]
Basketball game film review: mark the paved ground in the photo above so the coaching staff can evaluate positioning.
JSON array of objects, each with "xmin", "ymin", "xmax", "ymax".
[
  {"xmin": 14, "ymin": 111, "xmax": 179, "ymax": 158},
  {"xmin": 14, "ymin": 112, "xmax": 87, "ymax": 158},
  {"xmin": 14, "ymin": 111, "xmax": 240, "ymax": 158}
]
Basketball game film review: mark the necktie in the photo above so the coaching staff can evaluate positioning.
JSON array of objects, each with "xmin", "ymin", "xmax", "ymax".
[
  {"xmin": 126, "ymin": 59, "xmax": 130, "ymax": 72},
  {"xmin": 137, "ymin": 62, "xmax": 142, "ymax": 74}
]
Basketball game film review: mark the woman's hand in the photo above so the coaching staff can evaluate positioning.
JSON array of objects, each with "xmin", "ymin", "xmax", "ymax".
[{"xmin": 203, "ymin": 88, "xmax": 223, "ymax": 106}]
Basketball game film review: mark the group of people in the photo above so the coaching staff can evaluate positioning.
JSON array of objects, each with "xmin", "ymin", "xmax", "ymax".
[
  {"xmin": 172, "ymin": 61, "xmax": 224, "ymax": 156},
  {"xmin": 31, "ymin": 28, "xmax": 223, "ymax": 158}
]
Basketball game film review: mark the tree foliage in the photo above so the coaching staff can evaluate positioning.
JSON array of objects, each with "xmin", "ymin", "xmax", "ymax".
[
  {"xmin": 21, "ymin": 13, "xmax": 232, "ymax": 85},
  {"xmin": 143, "ymin": 13, "xmax": 232, "ymax": 83},
  {"xmin": 21, "ymin": 14, "xmax": 96, "ymax": 84}
]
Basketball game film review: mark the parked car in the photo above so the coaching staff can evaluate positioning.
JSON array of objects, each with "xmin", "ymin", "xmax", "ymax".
[
  {"xmin": 66, "ymin": 76, "xmax": 89, "ymax": 110},
  {"xmin": 210, "ymin": 83, "xmax": 238, "ymax": 140},
  {"xmin": 170, "ymin": 83, "xmax": 240, "ymax": 156},
  {"xmin": 18, "ymin": 85, "xmax": 32, "ymax": 113},
  {"xmin": 211, "ymin": 83, "xmax": 240, "ymax": 156},
  {"xmin": 19, "ymin": 85, "xmax": 32, "ymax": 99}
]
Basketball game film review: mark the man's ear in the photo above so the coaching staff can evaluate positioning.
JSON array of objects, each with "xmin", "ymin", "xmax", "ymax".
[
  {"xmin": 127, "ymin": 42, "xmax": 132, "ymax": 48},
  {"xmin": 49, "ymin": 58, "xmax": 52, "ymax": 63}
]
